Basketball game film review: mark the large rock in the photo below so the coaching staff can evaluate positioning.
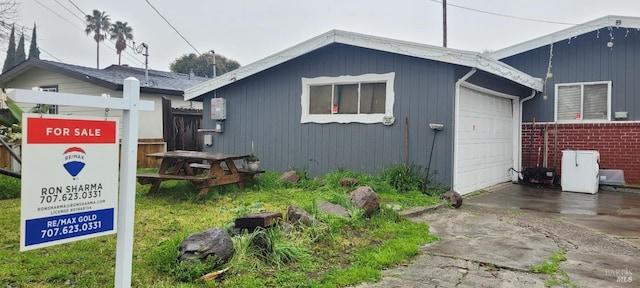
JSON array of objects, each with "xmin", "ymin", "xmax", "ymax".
[
  {"xmin": 178, "ymin": 228, "xmax": 234, "ymax": 264},
  {"xmin": 349, "ymin": 186, "xmax": 380, "ymax": 216},
  {"xmin": 317, "ymin": 201, "xmax": 350, "ymax": 218},
  {"xmin": 278, "ymin": 171, "xmax": 300, "ymax": 184},
  {"xmin": 287, "ymin": 205, "xmax": 315, "ymax": 227},
  {"xmin": 441, "ymin": 190, "xmax": 463, "ymax": 208}
]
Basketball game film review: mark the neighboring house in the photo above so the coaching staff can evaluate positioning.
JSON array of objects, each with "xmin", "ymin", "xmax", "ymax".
[
  {"xmin": 0, "ymin": 58, "xmax": 208, "ymax": 167},
  {"xmin": 185, "ymin": 30, "xmax": 543, "ymax": 194},
  {"xmin": 490, "ymin": 15, "xmax": 640, "ymax": 184}
]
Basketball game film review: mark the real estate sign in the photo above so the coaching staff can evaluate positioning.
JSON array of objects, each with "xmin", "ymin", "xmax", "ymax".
[{"xmin": 20, "ymin": 114, "xmax": 119, "ymax": 251}]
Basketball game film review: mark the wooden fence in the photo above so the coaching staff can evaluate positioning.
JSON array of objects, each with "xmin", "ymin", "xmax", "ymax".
[
  {"xmin": 163, "ymin": 97, "xmax": 203, "ymax": 152},
  {"xmin": 0, "ymin": 100, "xmax": 203, "ymax": 171},
  {"xmin": 0, "ymin": 143, "xmax": 19, "ymax": 170},
  {"xmin": 1, "ymin": 140, "xmax": 165, "ymax": 171}
]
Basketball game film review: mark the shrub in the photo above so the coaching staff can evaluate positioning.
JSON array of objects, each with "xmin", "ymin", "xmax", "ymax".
[
  {"xmin": 0, "ymin": 174, "xmax": 20, "ymax": 199},
  {"xmin": 377, "ymin": 163, "xmax": 426, "ymax": 193}
]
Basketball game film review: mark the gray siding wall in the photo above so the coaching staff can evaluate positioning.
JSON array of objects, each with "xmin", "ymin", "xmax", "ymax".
[
  {"xmin": 202, "ymin": 44, "xmax": 458, "ymax": 187},
  {"xmin": 502, "ymin": 28, "xmax": 640, "ymax": 122}
]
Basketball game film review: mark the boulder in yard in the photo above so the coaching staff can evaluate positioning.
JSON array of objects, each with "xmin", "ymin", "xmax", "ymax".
[
  {"xmin": 278, "ymin": 170, "xmax": 300, "ymax": 184},
  {"xmin": 178, "ymin": 228, "xmax": 234, "ymax": 264},
  {"xmin": 287, "ymin": 205, "xmax": 315, "ymax": 227},
  {"xmin": 349, "ymin": 186, "xmax": 380, "ymax": 216},
  {"xmin": 441, "ymin": 190, "xmax": 463, "ymax": 208},
  {"xmin": 317, "ymin": 201, "xmax": 350, "ymax": 218}
]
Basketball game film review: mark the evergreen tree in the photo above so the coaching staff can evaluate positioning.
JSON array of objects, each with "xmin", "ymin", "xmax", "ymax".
[
  {"xmin": 2, "ymin": 24, "xmax": 16, "ymax": 73},
  {"xmin": 28, "ymin": 23, "xmax": 40, "ymax": 59},
  {"xmin": 15, "ymin": 33, "xmax": 26, "ymax": 64}
]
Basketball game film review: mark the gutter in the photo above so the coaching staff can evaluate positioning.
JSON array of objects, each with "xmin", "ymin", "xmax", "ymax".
[{"xmin": 517, "ymin": 89, "xmax": 537, "ymax": 181}]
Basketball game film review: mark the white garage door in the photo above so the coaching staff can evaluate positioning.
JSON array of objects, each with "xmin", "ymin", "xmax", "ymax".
[{"xmin": 454, "ymin": 86, "xmax": 516, "ymax": 195}]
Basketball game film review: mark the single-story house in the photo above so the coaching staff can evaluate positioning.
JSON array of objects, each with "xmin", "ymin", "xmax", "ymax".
[
  {"xmin": 185, "ymin": 30, "xmax": 543, "ymax": 194},
  {"xmin": 490, "ymin": 15, "xmax": 640, "ymax": 184},
  {"xmin": 0, "ymin": 58, "xmax": 208, "ymax": 167}
]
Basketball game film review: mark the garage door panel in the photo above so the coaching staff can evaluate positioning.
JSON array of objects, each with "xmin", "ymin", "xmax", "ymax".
[{"xmin": 456, "ymin": 86, "xmax": 514, "ymax": 194}]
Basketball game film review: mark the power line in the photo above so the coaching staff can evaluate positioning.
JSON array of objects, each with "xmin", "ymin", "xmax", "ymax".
[
  {"xmin": 54, "ymin": 0, "xmax": 84, "ymax": 23},
  {"xmin": 67, "ymin": 0, "xmax": 85, "ymax": 15},
  {"xmin": 144, "ymin": 0, "xmax": 201, "ymax": 55},
  {"xmin": 34, "ymin": 0, "xmax": 84, "ymax": 30},
  {"xmin": 32, "ymin": 0, "xmax": 144, "ymax": 66},
  {"xmin": 65, "ymin": 0, "xmax": 146, "ymax": 67},
  {"xmin": 430, "ymin": 0, "xmax": 577, "ymax": 26},
  {"xmin": 0, "ymin": 23, "xmax": 64, "ymax": 62}
]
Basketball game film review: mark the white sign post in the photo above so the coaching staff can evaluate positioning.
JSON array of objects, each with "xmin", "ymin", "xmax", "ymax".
[{"xmin": 8, "ymin": 77, "xmax": 153, "ymax": 288}]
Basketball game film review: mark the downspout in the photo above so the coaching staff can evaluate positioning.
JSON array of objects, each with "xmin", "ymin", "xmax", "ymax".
[
  {"xmin": 517, "ymin": 89, "xmax": 537, "ymax": 181},
  {"xmin": 452, "ymin": 68, "xmax": 477, "ymax": 192}
]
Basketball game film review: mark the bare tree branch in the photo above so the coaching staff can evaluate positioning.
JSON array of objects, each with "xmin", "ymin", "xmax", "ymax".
[{"xmin": 0, "ymin": 0, "xmax": 20, "ymax": 46}]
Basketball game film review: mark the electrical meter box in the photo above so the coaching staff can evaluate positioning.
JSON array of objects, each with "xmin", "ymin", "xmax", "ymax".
[{"xmin": 210, "ymin": 98, "xmax": 226, "ymax": 120}]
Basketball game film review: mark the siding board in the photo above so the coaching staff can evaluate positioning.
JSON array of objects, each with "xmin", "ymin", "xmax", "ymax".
[
  {"xmin": 504, "ymin": 28, "xmax": 639, "ymax": 122},
  {"xmin": 201, "ymin": 43, "xmax": 498, "ymax": 188}
]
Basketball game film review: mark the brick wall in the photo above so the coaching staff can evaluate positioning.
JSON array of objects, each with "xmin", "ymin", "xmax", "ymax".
[{"xmin": 522, "ymin": 122, "xmax": 640, "ymax": 184}]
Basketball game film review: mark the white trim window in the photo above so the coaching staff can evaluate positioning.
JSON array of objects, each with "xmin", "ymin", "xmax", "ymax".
[
  {"xmin": 301, "ymin": 73, "xmax": 395, "ymax": 124},
  {"xmin": 555, "ymin": 81, "xmax": 611, "ymax": 122},
  {"xmin": 37, "ymin": 85, "xmax": 59, "ymax": 114}
]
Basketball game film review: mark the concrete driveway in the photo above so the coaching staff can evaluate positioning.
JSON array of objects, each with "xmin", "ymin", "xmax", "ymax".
[{"xmin": 355, "ymin": 184, "xmax": 640, "ymax": 287}]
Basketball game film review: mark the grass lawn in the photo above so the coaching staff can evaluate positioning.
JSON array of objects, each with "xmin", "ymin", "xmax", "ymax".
[{"xmin": 0, "ymin": 168, "xmax": 442, "ymax": 287}]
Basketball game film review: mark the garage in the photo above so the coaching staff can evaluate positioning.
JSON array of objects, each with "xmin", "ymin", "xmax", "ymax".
[{"xmin": 454, "ymin": 84, "xmax": 520, "ymax": 195}]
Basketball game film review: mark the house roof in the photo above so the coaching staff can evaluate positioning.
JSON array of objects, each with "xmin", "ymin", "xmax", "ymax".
[
  {"xmin": 0, "ymin": 59, "xmax": 209, "ymax": 96},
  {"xmin": 185, "ymin": 29, "xmax": 543, "ymax": 101},
  {"xmin": 489, "ymin": 15, "xmax": 640, "ymax": 60}
]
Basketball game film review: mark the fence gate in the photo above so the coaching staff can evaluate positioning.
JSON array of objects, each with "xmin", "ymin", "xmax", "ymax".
[{"xmin": 162, "ymin": 97, "xmax": 203, "ymax": 151}]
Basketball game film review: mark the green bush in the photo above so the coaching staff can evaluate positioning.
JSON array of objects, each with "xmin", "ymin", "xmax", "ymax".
[
  {"xmin": 377, "ymin": 163, "xmax": 426, "ymax": 193},
  {"xmin": 0, "ymin": 174, "xmax": 20, "ymax": 199}
]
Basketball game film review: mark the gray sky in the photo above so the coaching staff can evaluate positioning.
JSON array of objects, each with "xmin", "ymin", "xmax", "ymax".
[{"xmin": 3, "ymin": 0, "xmax": 640, "ymax": 71}]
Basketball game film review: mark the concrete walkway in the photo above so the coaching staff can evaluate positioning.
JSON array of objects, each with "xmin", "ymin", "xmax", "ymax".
[{"xmin": 355, "ymin": 184, "xmax": 640, "ymax": 287}]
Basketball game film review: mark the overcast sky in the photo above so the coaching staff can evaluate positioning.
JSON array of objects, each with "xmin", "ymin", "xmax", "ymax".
[{"xmin": 3, "ymin": 0, "xmax": 640, "ymax": 72}]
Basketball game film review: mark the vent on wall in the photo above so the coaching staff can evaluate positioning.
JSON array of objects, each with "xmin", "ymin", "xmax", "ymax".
[{"xmin": 614, "ymin": 111, "xmax": 628, "ymax": 120}]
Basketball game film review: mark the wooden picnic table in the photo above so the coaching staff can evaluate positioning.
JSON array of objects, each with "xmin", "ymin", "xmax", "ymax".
[{"xmin": 136, "ymin": 150, "xmax": 264, "ymax": 195}]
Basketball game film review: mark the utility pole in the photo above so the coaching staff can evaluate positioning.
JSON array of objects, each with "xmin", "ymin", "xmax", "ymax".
[
  {"xmin": 210, "ymin": 50, "xmax": 216, "ymax": 78},
  {"xmin": 443, "ymin": 0, "xmax": 447, "ymax": 47},
  {"xmin": 133, "ymin": 42, "xmax": 149, "ymax": 85}
]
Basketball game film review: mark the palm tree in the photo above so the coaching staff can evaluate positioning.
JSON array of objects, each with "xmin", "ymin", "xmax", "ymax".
[
  {"xmin": 109, "ymin": 21, "xmax": 133, "ymax": 65},
  {"xmin": 84, "ymin": 10, "xmax": 111, "ymax": 69}
]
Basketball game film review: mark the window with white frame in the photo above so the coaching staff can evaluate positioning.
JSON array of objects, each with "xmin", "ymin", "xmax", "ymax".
[
  {"xmin": 37, "ymin": 85, "xmax": 59, "ymax": 114},
  {"xmin": 301, "ymin": 73, "xmax": 395, "ymax": 124},
  {"xmin": 555, "ymin": 81, "xmax": 610, "ymax": 122}
]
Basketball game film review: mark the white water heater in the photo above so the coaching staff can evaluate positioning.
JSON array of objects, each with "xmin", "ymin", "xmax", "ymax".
[{"xmin": 561, "ymin": 150, "xmax": 600, "ymax": 194}]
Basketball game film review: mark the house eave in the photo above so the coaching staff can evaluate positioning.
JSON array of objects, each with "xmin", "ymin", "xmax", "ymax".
[
  {"xmin": 185, "ymin": 30, "xmax": 543, "ymax": 100},
  {"xmin": 489, "ymin": 15, "xmax": 640, "ymax": 60},
  {"xmin": 0, "ymin": 59, "xmax": 120, "ymax": 90}
]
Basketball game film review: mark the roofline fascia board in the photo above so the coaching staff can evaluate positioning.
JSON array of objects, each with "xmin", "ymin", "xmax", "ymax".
[
  {"xmin": 185, "ymin": 30, "xmax": 543, "ymax": 100},
  {"xmin": 0, "ymin": 59, "xmax": 120, "ymax": 91},
  {"xmin": 489, "ymin": 15, "xmax": 640, "ymax": 59},
  {"xmin": 185, "ymin": 30, "xmax": 338, "ymax": 100},
  {"xmin": 0, "ymin": 60, "xmax": 33, "ymax": 83},
  {"xmin": 140, "ymin": 87, "xmax": 182, "ymax": 96},
  {"xmin": 333, "ymin": 31, "xmax": 543, "ymax": 91}
]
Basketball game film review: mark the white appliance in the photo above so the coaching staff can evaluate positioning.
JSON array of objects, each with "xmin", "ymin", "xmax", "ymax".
[{"xmin": 561, "ymin": 150, "xmax": 600, "ymax": 194}]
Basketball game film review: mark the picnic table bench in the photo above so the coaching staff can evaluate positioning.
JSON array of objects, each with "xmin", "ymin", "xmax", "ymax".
[{"xmin": 136, "ymin": 150, "xmax": 264, "ymax": 195}]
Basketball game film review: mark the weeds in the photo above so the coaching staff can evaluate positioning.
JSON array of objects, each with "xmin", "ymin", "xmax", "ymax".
[
  {"xmin": 1, "ymin": 165, "xmax": 441, "ymax": 287},
  {"xmin": 531, "ymin": 250, "xmax": 578, "ymax": 287},
  {"xmin": 378, "ymin": 163, "xmax": 426, "ymax": 193}
]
